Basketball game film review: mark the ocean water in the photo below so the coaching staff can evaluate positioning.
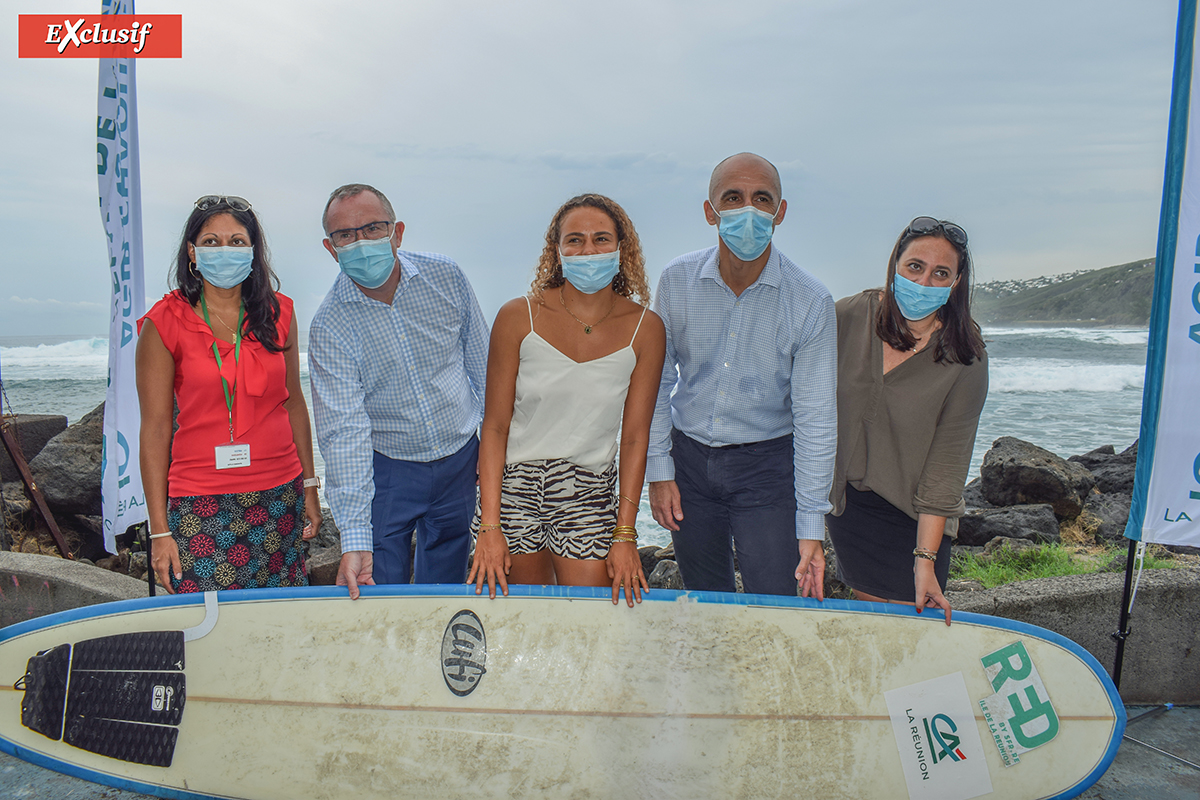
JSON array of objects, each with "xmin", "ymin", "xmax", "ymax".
[{"xmin": 0, "ymin": 327, "xmax": 1147, "ymax": 549}]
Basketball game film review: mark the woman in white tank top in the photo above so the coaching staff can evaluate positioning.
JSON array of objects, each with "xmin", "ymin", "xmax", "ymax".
[{"xmin": 469, "ymin": 194, "xmax": 666, "ymax": 606}]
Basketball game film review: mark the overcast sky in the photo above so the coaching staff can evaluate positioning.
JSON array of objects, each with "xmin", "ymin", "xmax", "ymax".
[{"xmin": 1, "ymin": 0, "xmax": 1182, "ymax": 338}]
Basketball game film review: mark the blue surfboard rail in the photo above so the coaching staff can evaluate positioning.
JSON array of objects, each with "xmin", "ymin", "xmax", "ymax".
[{"xmin": 0, "ymin": 585, "xmax": 1127, "ymax": 800}]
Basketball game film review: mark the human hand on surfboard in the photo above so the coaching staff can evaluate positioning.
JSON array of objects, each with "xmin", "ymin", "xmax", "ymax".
[
  {"xmin": 648, "ymin": 480, "xmax": 683, "ymax": 531},
  {"xmin": 337, "ymin": 551, "xmax": 376, "ymax": 600},
  {"xmin": 606, "ymin": 541, "xmax": 649, "ymax": 607},
  {"xmin": 914, "ymin": 562, "xmax": 952, "ymax": 626},
  {"xmin": 795, "ymin": 539, "xmax": 825, "ymax": 601},
  {"xmin": 468, "ymin": 528, "xmax": 511, "ymax": 598}
]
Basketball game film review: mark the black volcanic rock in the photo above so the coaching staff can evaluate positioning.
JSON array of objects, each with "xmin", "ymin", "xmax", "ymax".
[
  {"xmin": 28, "ymin": 403, "xmax": 104, "ymax": 516},
  {"xmin": 958, "ymin": 504, "xmax": 1061, "ymax": 546},
  {"xmin": 981, "ymin": 437, "xmax": 1095, "ymax": 519},
  {"xmin": 1069, "ymin": 440, "xmax": 1138, "ymax": 495}
]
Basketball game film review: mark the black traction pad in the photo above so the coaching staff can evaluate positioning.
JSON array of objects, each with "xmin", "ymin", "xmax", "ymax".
[
  {"xmin": 72, "ymin": 631, "xmax": 185, "ymax": 672},
  {"xmin": 18, "ymin": 643, "xmax": 70, "ymax": 740},
  {"xmin": 64, "ymin": 716, "xmax": 179, "ymax": 768},
  {"xmin": 18, "ymin": 631, "xmax": 186, "ymax": 767},
  {"xmin": 67, "ymin": 670, "xmax": 186, "ymax": 725}
]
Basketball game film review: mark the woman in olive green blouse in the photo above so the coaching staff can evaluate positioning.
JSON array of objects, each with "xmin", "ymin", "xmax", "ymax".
[{"xmin": 826, "ymin": 217, "xmax": 988, "ymax": 625}]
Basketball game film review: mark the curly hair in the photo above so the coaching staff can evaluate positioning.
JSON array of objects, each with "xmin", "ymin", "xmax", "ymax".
[
  {"xmin": 171, "ymin": 201, "xmax": 283, "ymax": 353},
  {"xmin": 530, "ymin": 194, "xmax": 650, "ymax": 306}
]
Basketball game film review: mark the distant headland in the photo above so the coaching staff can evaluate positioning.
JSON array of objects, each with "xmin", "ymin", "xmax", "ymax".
[{"xmin": 973, "ymin": 258, "xmax": 1153, "ymax": 327}]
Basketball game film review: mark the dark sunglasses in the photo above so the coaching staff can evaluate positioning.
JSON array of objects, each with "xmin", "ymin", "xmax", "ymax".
[
  {"xmin": 907, "ymin": 216, "xmax": 967, "ymax": 247},
  {"xmin": 194, "ymin": 195, "xmax": 253, "ymax": 212}
]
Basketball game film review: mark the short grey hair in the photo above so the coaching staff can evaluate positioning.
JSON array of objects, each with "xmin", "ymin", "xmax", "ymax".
[{"xmin": 321, "ymin": 184, "xmax": 396, "ymax": 234}]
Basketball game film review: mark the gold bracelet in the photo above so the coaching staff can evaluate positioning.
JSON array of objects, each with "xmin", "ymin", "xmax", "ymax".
[
  {"xmin": 618, "ymin": 493, "xmax": 640, "ymax": 507},
  {"xmin": 611, "ymin": 537, "xmax": 638, "ymax": 545},
  {"xmin": 612, "ymin": 525, "xmax": 637, "ymax": 535},
  {"xmin": 913, "ymin": 549, "xmax": 938, "ymax": 562},
  {"xmin": 478, "ymin": 523, "xmax": 502, "ymax": 531}
]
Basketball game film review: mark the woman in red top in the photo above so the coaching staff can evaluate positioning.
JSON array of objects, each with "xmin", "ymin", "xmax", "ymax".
[{"xmin": 137, "ymin": 195, "xmax": 321, "ymax": 593}]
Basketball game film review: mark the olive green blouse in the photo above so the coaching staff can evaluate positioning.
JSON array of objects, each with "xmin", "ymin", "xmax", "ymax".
[{"xmin": 829, "ymin": 291, "xmax": 988, "ymax": 537}]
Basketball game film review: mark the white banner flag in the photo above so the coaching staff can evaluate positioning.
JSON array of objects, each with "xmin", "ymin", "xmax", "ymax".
[
  {"xmin": 98, "ymin": 0, "xmax": 147, "ymax": 552},
  {"xmin": 1127, "ymin": 0, "xmax": 1200, "ymax": 548}
]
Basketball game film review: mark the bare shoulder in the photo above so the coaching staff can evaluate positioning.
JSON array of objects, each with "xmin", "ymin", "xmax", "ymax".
[
  {"xmin": 629, "ymin": 303, "xmax": 666, "ymax": 352},
  {"xmin": 492, "ymin": 296, "xmax": 536, "ymax": 337}
]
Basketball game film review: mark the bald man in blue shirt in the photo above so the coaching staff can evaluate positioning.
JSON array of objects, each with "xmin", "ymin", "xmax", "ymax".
[{"xmin": 647, "ymin": 153, "xmax": 836, "ymax": 597}]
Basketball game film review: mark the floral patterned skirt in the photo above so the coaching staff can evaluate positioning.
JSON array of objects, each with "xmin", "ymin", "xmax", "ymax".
[{"xmin": 166, "ymin": 474, "xmax": 309, "ymax": 593}]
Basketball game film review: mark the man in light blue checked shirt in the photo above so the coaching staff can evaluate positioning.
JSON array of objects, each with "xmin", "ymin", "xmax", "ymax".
[
  {"xmin": 309, "ymin": 184, "xmax": 488, "ymax": 599},
  {"xmin": 647, "ymin": 154, "xmax": 836, "ymax": 598}
]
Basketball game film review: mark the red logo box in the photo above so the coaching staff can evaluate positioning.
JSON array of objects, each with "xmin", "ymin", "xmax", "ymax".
[{"xmin": 18, "ymin": 15, "xmax": 182, "ymax": 58}]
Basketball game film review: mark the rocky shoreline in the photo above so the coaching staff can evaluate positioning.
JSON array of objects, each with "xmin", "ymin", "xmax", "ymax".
[{"xmin": 2, "ymin": 403, "xmax": 1194, "ymax": 595}]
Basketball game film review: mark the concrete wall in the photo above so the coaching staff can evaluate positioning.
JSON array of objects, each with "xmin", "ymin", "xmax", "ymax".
[
  {"xmin": 0, "ymin": 551, "xmax": 147, "ymax": 627},
  {"xmin": 951, "ymin": 566, "xmax": 1200, "ymax": 704}
]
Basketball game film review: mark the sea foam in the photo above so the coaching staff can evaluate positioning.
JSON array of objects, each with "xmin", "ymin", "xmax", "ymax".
[
  {"xmin": 0, "ymin": 338, "xmax": 109, "ymax": 380},
  {"xmin": 984, "ymin": 327, "xmax": 1149, "ymax": 347},
  {"xmin": 989, "ymin": 358, "xmax": 1144, "ymax": 393}
]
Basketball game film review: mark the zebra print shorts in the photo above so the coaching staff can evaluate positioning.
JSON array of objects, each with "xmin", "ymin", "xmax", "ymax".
[{"xmin": 474, "ymin": 459, "xmax": 617, "ymax": 560}]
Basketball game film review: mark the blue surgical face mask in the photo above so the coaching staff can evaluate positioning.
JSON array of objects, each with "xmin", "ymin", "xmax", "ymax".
[
  {"xmin": 714, "ymin": 203, "xmax": 778, "ymax": 262},
  {"xmin": 335, "ymin": 236, "xmax": 396, "ymax": 289},
  {"xmin": 892, "ymin": 273, "xmax": 954, "ymax": 320},
  {"xmin": 559, "ymin": 248, "xmax": 621, "ymax": 294},
  {"xmin": 194, "ymin": 246, "xmax": 254, "ymax": 288}
]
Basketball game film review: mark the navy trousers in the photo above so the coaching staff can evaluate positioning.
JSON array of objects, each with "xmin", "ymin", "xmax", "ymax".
[
  {"xmin": 370, "ymin": 436, "xmax": 478, "ymax": 584},
  {"xmin": 669, "ymin": 428, "xmax": 799, "ymax": 596}
]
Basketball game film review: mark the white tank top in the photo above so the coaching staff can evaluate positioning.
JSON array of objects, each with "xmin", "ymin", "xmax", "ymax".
[{"xmin": 505, "ymin": 296, "xmax": 647, "ymax": 474}]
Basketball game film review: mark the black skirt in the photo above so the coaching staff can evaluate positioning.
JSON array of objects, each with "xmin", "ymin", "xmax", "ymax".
[{"xmin": 826, "ymin": 485, "xmax": 951, "ymax": 602}]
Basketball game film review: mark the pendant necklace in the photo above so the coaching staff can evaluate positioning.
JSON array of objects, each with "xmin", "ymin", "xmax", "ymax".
[
  {"xmin": 560, "ymin": 289, "xmax": 615, "ymax": 334},
  {"xmin": 203, "ymin": 294, "xmax": 241, "ymax": 337}
]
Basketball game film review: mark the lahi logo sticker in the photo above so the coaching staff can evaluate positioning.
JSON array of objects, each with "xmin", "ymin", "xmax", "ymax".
[
  {"xmin": 978, "ymin": 641, "xmax": 1059, "ymax": 767},
  {"xmin": 18, "ymin": 15, "xmax": 182, "ymax": 58},
  {"xmin": 440, "ymin": 609, "xmax": 486, "ymax": 697},
  {"xmin": 885, "ymin": 672, "xmax": 993, "ymax": 800}
]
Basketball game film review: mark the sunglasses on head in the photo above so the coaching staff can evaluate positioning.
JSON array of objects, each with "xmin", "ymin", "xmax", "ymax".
[
  {"xmin": 907, "ymin": 216, "xmax": 967, "ymax": 247},
  {"xmin": 194, "ymin": 195, "xmax": 253, "ymax": 212}
]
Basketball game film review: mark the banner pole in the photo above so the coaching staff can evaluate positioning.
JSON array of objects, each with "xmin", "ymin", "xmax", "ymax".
[{"xmin": 1110, "ymin": 538, "xmax": 1138, "ymax": 688}]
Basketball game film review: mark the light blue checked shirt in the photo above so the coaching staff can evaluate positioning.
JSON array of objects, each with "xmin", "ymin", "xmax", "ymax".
[
  {"xmin": 308, "ymin": 251, "xmax": 488, "ymax": 552},
  {"xmin": 647, "ymin": 245, "xmax": 837, "ymax": 541}
]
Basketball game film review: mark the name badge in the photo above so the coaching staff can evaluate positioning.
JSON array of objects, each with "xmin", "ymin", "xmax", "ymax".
[{"xmin": 215, "ymin": 442, "xmax": 251, "ymax": 470}]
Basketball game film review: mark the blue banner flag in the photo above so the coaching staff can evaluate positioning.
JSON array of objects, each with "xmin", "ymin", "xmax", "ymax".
[
  {"xmin": 98, "ymin": 0, "xmax": 147, "ymax": 551},
  {"xmin": 1126, "ymin": 0, "xmax": 1200, "ymax": 548}
]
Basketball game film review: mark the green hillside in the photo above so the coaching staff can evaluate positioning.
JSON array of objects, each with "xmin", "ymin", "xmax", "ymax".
[{"xmin": 972, "ymin": 258, "xmax": 1154, "ymax": 326}]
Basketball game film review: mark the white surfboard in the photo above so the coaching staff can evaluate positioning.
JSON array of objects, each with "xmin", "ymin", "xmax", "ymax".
[{"xmin": 0, "ymin": 586, "xmax": 1123, "ymax": 800}]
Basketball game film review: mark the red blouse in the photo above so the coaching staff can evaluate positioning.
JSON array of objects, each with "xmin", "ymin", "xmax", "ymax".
[{"xmin": 138, "ymin": 291, "xmax": 301, "ymax": 497}]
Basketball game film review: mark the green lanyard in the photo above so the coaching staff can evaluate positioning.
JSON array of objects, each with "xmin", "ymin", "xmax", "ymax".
[{"xmin": 200, "ymin": 293, "xmax": 244, "ymax": 442}]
